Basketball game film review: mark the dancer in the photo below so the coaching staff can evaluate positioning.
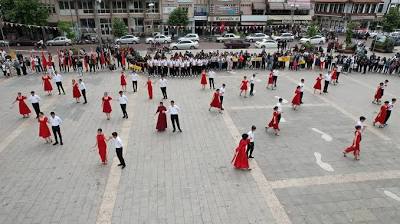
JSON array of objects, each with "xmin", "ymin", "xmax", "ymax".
[
  {"xmin": 298, "ymin": 78, "xmax": 305, "ymax": 104},
  {"xmin": 323, "ymin": 72, "xmax": 331, "ymax": 93},
  {"xmin": 93, "ymin": 128, "xmax": 107, "ymax": 165},
  {"xmin": 209, "ymin": 89, "xmax": 222, "ymax": 113},
  {"xmin": 108, "ymin": 132, "xmax": 126, "ymax": 169},
  {"xmin": 267, "ymin": 106, "xmax": 280, "ymax": 136},
  {"xmin": 239, "ymin": 76, "xmax": 249, "ymax": 97},
  {"xmin": 372, "ymin": 82, "xmax": 384, "ymax": 104},
  {"xmin": 120, "ymin": 71, "xmax": 127, "ymax": 92},
  {"xmin": 208, "ymin": 69, "xmax": 215, "ymax": 89},
  {"xmin": 249, "ymin": 74, "xmax": 256, "ymax": 96},
  {"xmin": 49, "ymin": 111, "xmax": 63, "ymax": 146},
  {"xmin": 276, "ymin": 98, "xmax": 283, "ymax": 122},
  {"xmin": 313, "ymin": 74, "xmax": 322, "ymax": 94},
  {"xmin": 53, "ymin": 72, "xmax": 65, "ymax": 95},
  {"xmin": 131, "ymin": 70, "xmax": 138, "ymax": 92},
  {"xmin": 246, "ymin": 125, "xmax": 256, "ymax": 158},
  {"xmin": 159, "ymin": 76, "xmax": 168, "ymax": 99},
  {"xmin": 146, "ymin": 77, "xmax": 153, "ymax": 100},
  {"xmin": 118, "ymin": 91, "xmax": 128, "ymax": 119},
  {"xmin": 102, "ymin": 92, "xmax": 112, "ymax": 120},
  {"xmin": 72, "ymin": 79, "xmax": 81, "ymax": 103},
  {"xmin": 331, "ymin": 67, "xmax": 338, "ymax": 85},
  {"xmin": 266, "ymin": 71, "xmax": 274, "ymax": 89},
  {"xmin": 28, "ymin": 91, "xmax": 41, "ymax": 118},
  {"xmin": 291, "ymin": 86, "xmax": 301, "ymax": 110},
  {"xmin": 166, "ymin": 100, "xmax": 182, "ymax": 132},
  {"xmin": 343, "ymin": 125, "xmax": 362, "ymax": 160},
  {"xmin": 38, "ymin": 112, "xmax": 52, "ymax": 143},
  {"xmin": 220, "ymin": 84, "xmax": 226, "ymax": 110},
  {"xmin": 356, "ymin": 116, "xmax": 367, "ymax": 133},
  {"xmin": 231, "ymin": 133, "xmax": 251, "ymax": 170},
  {"xmin": 155, "ymin": 102, "xmax": 167, "ymax": 131},
  {"xmin": 42, "ymin": 73, "xmax": 53, "ymax": 95},
  {"xmin": 200, "ymin": 69, "xmax": 207, "ymax": 89},
  {"xmin": 12, "ymin": 92, "xmax": 31, "ymax": 118},
  {"xmin": 384, "ymin": 98, "xmax": 396, "ymax": 126},
  {"xmin": 373, "ymin": 101, "xmax": 389, "ymax": 128},
  {"xmin": 79, "ymin": 79, "xmax": 87, "ymax": 104},
  {"xmin": 272, "ymin": 69, "xmax": 279, "ymax": 88}
]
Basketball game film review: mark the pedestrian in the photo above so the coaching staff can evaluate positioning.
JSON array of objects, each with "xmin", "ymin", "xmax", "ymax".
[
  {"xmin": 146, "ymin": 77, "xmax": 153, "ymax": 100},
  {"xmin": 42, "ymin": 73, "xmax": 53, "ymax": 95},
  {"xmin": 272, "ymin": 69, "xmax": 279, "ymax": 88},
  {"xmin": 12, "ymin": 92, "xmax": 31, "ymax": 118},
  {"xmin": 372, "ymin": 82, "xmax": 384, "ymax": 104},
  {"xmin": 208, "ymin": 69, "xmax": 215, "ymax": 89},
  {"xmin": 72, "ymin": 79, "xmax": 81, "ymax": 103},
  {"xmin": 79, "ymin": 79, "xmax": 87, "ymax": 104},
  {"xmin": 291, "ymin": 86, "xmax": 301, "ymax": 110},
  {"xmin": 246, "ymin": 125, "xmax": 256, "ymax": 158},
  {"xmin": 323, "ymin": 72, "xmax": 331, "ymax": 93},
  {"xmin": 102, "ymin": 92, "xmax": 112, "ymax": 120},
  {"xmin": 343, "ymin": 125, "xmax": 362, "ymax": 160},
  {"xmin": 266, "ymin": 70, "xmax": 274, "ymax": 89},
  {"xmin": 118, "ymin": 91, "xmax": 128, "ymax": 119},
  {"xmin": 209, "ymin": 89, "xmax": 222, "ymax": 113},
  {"xmin": 266, "ymin": 106, "xmax": 280, "ymax": 136},
  {"xmin": 166, "ymin": 100, "xmax": 182, "ymax": 132},
  {"xmin": 120, "ymin": 71, "xmax": 127, "ymax": 92},
  {"xmin": 231, "ymin": 133, "xmax": 251, "ymax": 170},
  {"xmin": 131, "ymin": 70, "xmax": 138, "ymax": 93},
  {"xmin": 49, "ymin": 111, "xmax": 63, "ymax": 146},
  {"xmin": 53, "ymin": 72, "xmax": 66, "ymax": 95},
  {"xmin": 239, "ymin": 76, "xmax": 249, "ymax": 97},
  {"xmin": 384, "ymin": 98, "xmax": 396, "ymax": 126},
  {"xmin": 356, "ymin": 116, "xmax": 367, "ymax": 133},
  {"xmin": 159, "ymin": 75, "xmax": 168, "ymax": 99},
  {"xmin": 200, "ymin": 69, "xmax": 207, "ymax": 89},
  {"xmin": 249, "ymin": 73, "xmax": 256, "ymax": 96},
  {"xmin": 298, "ymin": 78, "xmax": 305, "ymax": 104},
  {"xmin": 276, "ymin": 98, "xmax": 283, "ymax": 122},
  {"xmin": 28, "ymin": 91, "xmax": 41, "ymax": 118},
  {"xmin": 38, "ymin": 112, "xmax": 52, "ymax": 144},
  {"xmin": 313, "ymin": 74, "xmax": 322, "ymax": 94},
  {"xmin": 155, "ymin": 102, "xmax": 167, "ymax": 131},
  {"xmin": 93, "ymin": 128, "xmax": 107, "ymax": 165},
  {"xmin": 373, "ymin": 101, "xmax": 389, "ymax": 128},
  {"xmin": 220, "ymin": 84, "xmax": 226, "ymax": 110},
  {"xmin": 108, "ymin": 132, "xmax": 126, "ymax": 169}
]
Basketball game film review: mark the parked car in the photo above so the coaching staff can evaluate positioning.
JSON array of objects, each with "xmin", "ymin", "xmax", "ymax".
[
  {"xmin": 0, "ymin": 40, "xmax": 9, "ymax": 47},
  {"xmin": 255, "ymin": 39, "xmax": 278, "ymax": 48},
  {"xmin": 46, "ymin": 36, "xmax": 72, "ymax": 46},
  {"xmin": 9, "ymin": 38, "xmax": 38, "ymax": 46},
  {"xmin": 216, "ymin": 33, "xmax": 240, "ymax": 42},
  {"xmin": 271, "ymin": 33, "xmax": 295, "ymax": 42},
  {"xmin": 79, "ymin": 33, "xmax": 99, "ymax": 44},
  {"xmin": 178, "ymin": 33, "xmax": 199, "ymax": 42},
  {"xmin": 353, "ymin": 30, "xmax": 369, "ymax": 39},
  {"xmin": 145, "ymin": 35, "xmax": 172, "ymax": 44},
  {"xmin": 245, "ymin": 33, "xmax": 269, "ymax": 42},
  {"xmin": 299, "ymin": 35, "xmax": 326, "ymax": 45},
  {"xmin": 170, "ymin": 39, "xmax": 199, "ymax": 50},
  {"xmin": 115, "ymin": 35, "xmax": 140, "ymax": 44},
  {"xmin": 224, "ymin": 40, "xmax": 250, "ymax": 49}
]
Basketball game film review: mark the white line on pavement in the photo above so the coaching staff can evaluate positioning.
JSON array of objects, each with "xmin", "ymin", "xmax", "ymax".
[
  {"xmin": 314, "ymin": 152, "xmax": 334, "ymax": 172},
  {"xmin": 311, "ymin": 128, "xmax": 333, "ymax": 142},
  {"xmin": 229, "ymin": 103, "xmax": 329, "ymax": 111},
  {"xmin": 384, "ymin": 190, "xmax": 400, "ymax": 202}
]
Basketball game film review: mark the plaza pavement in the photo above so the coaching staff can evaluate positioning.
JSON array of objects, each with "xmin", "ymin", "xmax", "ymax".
[{"xmin": 0, "ymin": 63, "xmax": 399, "ymax": 224}]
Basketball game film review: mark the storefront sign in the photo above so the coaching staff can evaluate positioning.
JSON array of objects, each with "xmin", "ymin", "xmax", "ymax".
[{"xmin": 208, "ymin": 16, "xmax": 240, "ymax": 22}]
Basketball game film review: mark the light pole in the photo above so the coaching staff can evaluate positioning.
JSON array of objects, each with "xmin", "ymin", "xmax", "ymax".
[
  {"xmin": 290, "ymin": 3, "xmax": 299, "ymax": 31},
  {"xmin": 148, "ymin": 2, "xmax": 155, "ymax": 34},
  {"xmin": 0, "ymin": 4, "xmax": 5, "ymax": 41},
  {"xmin": 95, "ymin": 0, "xmax": 103, "ymax": 45}
]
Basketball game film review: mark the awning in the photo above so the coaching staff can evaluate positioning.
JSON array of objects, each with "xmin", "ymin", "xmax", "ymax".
[
  {"xmin": 351, "ymin": 0, "xmax": 382, "ymax": 2},
  {"xmin": 314, "ymin": 0, "xmax": 348, "ymax": 2},
  {"xmin": 252, "ymin": 2, "xmax": 266, "ymax": 10},
  {"xmin": 241, "ymin": 22, "xmax": 267, "ymax": 25},
  {"xmin": 268, "ymin": 2, "xmax": 311, "ymax": 10}
]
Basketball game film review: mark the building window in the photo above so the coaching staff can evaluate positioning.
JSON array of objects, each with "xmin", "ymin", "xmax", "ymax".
[
  {"xmin": 194, "ymin": 5, "xmax": 208, "ymax": 16},
  {"xmin": 339, "ymin": 4, "xmax": 344, "ymax": 13},
  {"xmin": 364, "ymin": 4, "xmax": 370, "ymax": 13},
  {"xmin": 100, "ymin": 18, "xmax": 112, "ymax": 35},
  {"xmin": 112, "ymin": 1, "xmax": 127, "ymax": 13},
  {"xmin": 80, "ymin": 19, "xmax": 95, "ymax": 28},
  {"xmin": 59, "ymin": 0, "xmax": 75, "ymax": 10},
  {"xmin": 129, "ymin": 0, "xmax": 144, "ymax": 13},
  {"xmin": 79, "ymin": 0, "xmax": 94, "ymax": 13},
  {"xmin": 145, "ymin": 0, "xmax": 160, "ymax": 13},
  {"xmin": 377, "ymin": 3, "xmax": 383, "ymax": 13},
  {"xmin": 98, "ymin": 1, "xmax": 110, "ymax": 14}
]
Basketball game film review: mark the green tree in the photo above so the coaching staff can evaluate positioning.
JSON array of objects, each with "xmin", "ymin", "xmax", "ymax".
[
  {"xmin": 112, "ymin": 18, "xmax": 128, "ymax": 37},
  {"xmin": 168, "ymin": 8, "xmax": 189, "ymax": 26},
  {"xmin": 306, "ymin": 24, "xmax": 319, "ymax": 37},
  {"xmin": 57, "ymin": 21, "xmax": 75, "ymax": 40},
  {"xmin": 345, "ymin": 21, "xmax": 359, "ymax": 47},
  {"xmin": 382, "ymin": 7, "xmax": 400, "ymax": 32},
  {"xmin": 0, "ymin": 0, "xmax": 49, "ymax": 25}
]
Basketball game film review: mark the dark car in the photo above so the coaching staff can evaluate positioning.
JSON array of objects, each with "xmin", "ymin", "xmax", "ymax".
[
  {"xmin": 224, "ymin": 40, "xmax": 250, "ymax": 49},
  {"xmin": 9, "ymin": 38, "xmax": 38, "ymax": 46}
]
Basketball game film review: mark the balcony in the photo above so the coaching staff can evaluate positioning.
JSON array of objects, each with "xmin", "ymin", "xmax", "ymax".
[{"xmin": 194, "ymin": 12, "xmax": 208, "ymax": 16}]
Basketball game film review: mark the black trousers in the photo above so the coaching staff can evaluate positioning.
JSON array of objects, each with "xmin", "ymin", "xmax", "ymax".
[
  {"xmin": 209, "ymin": 78, "xmax": 215, "ymax": 89},
  {"xmin": 300, "ymin": 92, "xmax": 304, "ymax": 103},
  {"xmin": 220, "ymin": 96, "xmax": 224, "ymax": 109},
  {"xmin": 56, "ymin": 82, "xmax": 65, "ymax": 94},
  {"xmin": 384, "ymin": 110, "xmax": 392, "ymax": 124},
  {"xmin": 52, "ymin": 125, "xmax": 63, "ymax": 143},
  {"xmin": 250, "ymin": 83, "xmax": 255, "ymax": 95},
  {"xmin": 273, "ymin": 76, "xmax": 278, "ymax": 87},
  {"xmin": 160, "ymin": 87, "xmax": 167, "ymax": 99},
  {"xmin": 116, "ymin": 147, "xmax": 126, "ymax": 166},
  {"xmin": 81, "ymin": 89, "xmax": 87, "ymax": 103},
  {"xmin": 132, "ymin": 81, "xmax": 137, "ymax": 92},
  {"xmin": 247, "ymin": 142, "xmax": 255, "ymax": 157},
  {"xmin": 323, "ymin": 81, "xmax": 329, "ymax": 93},
  {"xmin": 120, "ymin": 104, "xmax": 128, "ymax": 117},
  {"xmin": 32, "ymin": 103, "xmax": 40, "ymax": 118},
  {"xmin": 171, "ymin": 114, "xmax": 181, "ymax": 131}
]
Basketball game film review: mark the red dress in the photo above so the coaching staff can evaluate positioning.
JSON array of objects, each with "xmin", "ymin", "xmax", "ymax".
[
  {"xmin": 42, "ymin": 76, "xmax": 53, "ymax": 91},
  {"xmin": 16, "ymin": 96, "xmax": 31, "ymax": 115},
  {"xmin": 374, "ymin": 86, "xmax": 382, "ymax": 100},
  {"xmin": 96, "ymin": 134, "xmax": 107, "ymax": 163},
  {"xmin": 313, "ymin": 77, "xmax": 322, "ymax": 90},
  {"xmin": 200, "ymin": 72, "xmax": 207, "ymax": 85},
  {"xmin": 102, "ymin": 96, "xmax": 112, "ymax": 113},
  {"xmin": 331, "ymin": 70, "xmax": 337, "ymax": 80},
  {"xmin": 210, "ymin": 92, "xmax": 221, "ymax": 108},
  {"xmin": 156, "ymin": 106, "xmax": 167, "ymax": 131},
  {"xmin": 267, "ymin": 73, "xmax": 274, "ymax": 85},
  {"xmin": 72, "ymin": 83, "xmax": 81, "ymax": 98},
  {"xmin": 120, "ymin": 74, "xmax": 127, "ymax": 86},
  {"xmin": 240, "ymin": 80, "xmax": 248, "ymax": 90},
  {"xmin": 121, "ymin": 52, "xmax": 126, "ymax": 67},
  {"xmin": 344, "ymin": 130, "xmax": 362, "ymax": 156},
  {"xmin": 231, "ymin": 139, "xmax": 250, "ymax": 169},
  {"xmin": 268, "ymin": 111, "xmax": 280, "ymax": 130},
  {"xmin": 374, "ymin": 105, "xmax": 387, "ymax": 124},
  {"xmin": 38, "ymin": 117, "xmax": 51, "ymax": 138},
  {"xmin": 291, "ymin": 89, "xmax": 301, "ymax": 105},
  {"xmin": 147, "ymin": 80, "xmax": 153, "ymax": 99}
]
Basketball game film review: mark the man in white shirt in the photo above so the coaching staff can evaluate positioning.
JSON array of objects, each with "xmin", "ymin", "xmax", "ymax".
[
  {"xmin": 219, "ymin": 84, "xmax": 226, "ymax": 110},
  {"xmin": 109, "ymin": 132, "xmax": 126, "ymax": 168},
  {"xmin": 208, "ymin": 70, "xmax": 216, "ymax": 89},
  {"xmin": 246, "ymin": 125, "xmax": 256, "ymax": 158},
  {"xmin": 159, "ymin": 76, "xmax": 168, "ymax": 99},
  {"xmin": 79, "ymin": 79, "xmax": 87, "ymax": 104},
  {"xmin": 131, "ymin": 71, "xmax": 138, "ymax": 92},
  {"xmin": 276, "ymin": 98, "xmax": 283, "ymax": 122},
  {"xmin": 272, "ymin": 69, "xmax": 279, "ymax": 88},
  {"xmin": 384, "ymin": 98, "xmax": 396, "ymax": 126},
  {"xmin": 53, "ymin": 72, "xmax": 66, "ymax": 95},
  {"xmin": 28, "ymin": 91, "xmax": 41, "ymax": 118},
  {"xmin": 299, "ymin": 78, "xmax": 305, "ymax": 104},
  {"xmin": 323, "ymin": 73, "xmax": 331, "ymax": 93},
  {"xmin": 336, "ymin": 65, "xmax": 342, "ymax": 83},
  {"xmin": 167, "ymin": 100, "xmax": 182, "ymax": 132},
  {"xmin": 118, "ymin": 91, "xmax": 129, "ymax": 119},
  {"xmin": 356, "ymin": 116, "xmax": 366, "ymax": 132},
  {"xmin": 49, "ymin": 111, "xmax": 63, "ymax": 145},
  {"xmin": 250, "ymin": 73, "xmax": 256, "ymax": 96}
]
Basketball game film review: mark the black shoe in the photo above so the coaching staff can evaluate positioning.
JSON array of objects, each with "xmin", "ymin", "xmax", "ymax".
[
  {"xmin": 121, "ymin": 165, "xmax": 126, "ymax": 169},
  {"xmin": 117, "ymin": 164, "xmax": 123, "ymax": 166},
  {"xmin": 249, "ymin": 156, "xmax": 254, "ymax": 158},
  {"xmin": 179, "ymin": 129, "xmax": 182, "ymax": 132},
  {"xmin": 83, "ymin": 102, "xmax": 87, "ymax": 104},
  {"xmin": 122, "ymin": 116, "xmax": 126, "ymax": 118},
  {"xmin": 53, "ymin": 142, "xmax": 58, "ymax": 146},
  {"xmin": 173, "ymin": 129, "xmax": 176, "ymax": 132},
  {"xmin": 60, "ymin": 142, "xmax": 63, "ymax": 145},
  {"xmin": 125, "ymin": 116, "xmax": 128, "ymax": 119}
]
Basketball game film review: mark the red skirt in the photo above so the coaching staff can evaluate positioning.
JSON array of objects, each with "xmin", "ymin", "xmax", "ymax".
[
  {"xmin": 39, "ymin": 123, "xmax": 51, "ymax": 138},
  {"xmin": 292, "ymin": 94, "xmax": 301, "ymax": 105},
  {"xmin": 73, "ymin": 85, "xmax": 81, "ymax": 98},
  {"xmin": 121, "ymin": 77, "xmax": 127, "ymax": 86},
  {"xmin": 18, "ymin": 101, "xmax": 31, "ymax": 115},
  {"xmin": 210, "ymin": 95, "xmax": 221, "ymax": 108},
  {"xmin": 313, "ymin": 80, "xmax": 321, "ymax": 90},
  {"xmin": 200, "ymin": 74, "xmax": 207, "ymax": 85},
  {"xmin": 156, "ymin": 113, "xmax": 167, "ymax": 131},
  {"xmin": 103, "ymin": 101, "xmax": 112, "ymax": 113},
  {"xmin": 43, "ymin": 79, "xmax": 53, "ymax": 91}
]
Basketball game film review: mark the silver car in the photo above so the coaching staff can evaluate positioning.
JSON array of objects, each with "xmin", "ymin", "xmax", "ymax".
[
  {"xmin": 178, "ymin": 33, "xmax": 200, "ymax": 42},
  {"xmin": 46, "ymin": 36, "xmax": 72, "ymax": 46},
  {"xmin": 245, "ymin": 33, "xmax": 269, "ymax": 42},
  {"xmin": 115, "ymin": 35, "xmax": 140, "ymax": 44},
  {"xmin": 170, "ymin": 40, "xmax": 199, "ymax": 50}
]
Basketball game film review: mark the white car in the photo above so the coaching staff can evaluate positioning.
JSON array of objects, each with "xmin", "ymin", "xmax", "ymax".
[
  {"xmin": 145, "ymin": 35, "xmax": 172, "ymax": 44},
  {"xmin": 46, "ymin": 36, "xmax": 72, "ymax": 46},
  {"xmin": 245, "ymin": 33, "xmax": 270, "ymax": 42},
  {"xmin": 115, "ymin": 35, "xmax": 140, "ymax": 44},
  {"xmin": 255, "ymin": 39, "xmax": 278, "ymax": 48},
  {"xmin": 170, "ymin": 40, "xmax": 199, "ymax": 50},
  {"xmin": 178, "ymin": 33, "xmax": 199, "ymax": 42},
  {"xmin": 216, "ymin": 33, "xmax": 240, "ymax": 42},
  {"xmin": 299, "ymin": 35, "xmax": 326, "ymax": 45},
  {"xmin": 272, "ymin": 33, "xmax": 295, "ymax": 42}
]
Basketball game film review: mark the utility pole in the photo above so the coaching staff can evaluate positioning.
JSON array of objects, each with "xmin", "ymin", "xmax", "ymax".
[{"xmin": 95, "ymin": 0, "xmax": 103, "ymax": 45}]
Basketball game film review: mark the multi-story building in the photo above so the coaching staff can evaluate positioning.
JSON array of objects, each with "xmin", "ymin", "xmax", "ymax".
[{"xmin": 266, "ymin": 0, "xmax": 313, "ymax": 24}]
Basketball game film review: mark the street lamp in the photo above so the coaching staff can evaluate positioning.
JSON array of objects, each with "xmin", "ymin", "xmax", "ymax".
[
  {"xmin": 290, "ymin": 3, "xmax": 299, "ymax": 31},
  {"xmin": 148, "ymin": 2, "xmax": 155, "ymax": 34},
  {"xmin": 95, "ymin": 0, "xmax": 102, "ymax": 45}
]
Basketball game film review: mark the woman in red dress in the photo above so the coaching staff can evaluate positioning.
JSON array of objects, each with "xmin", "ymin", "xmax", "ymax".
[
  {"xmin": 72, "ymin": 79, "xmax": 81, "ymax": 103},
  {"xmin": 102, "ymin": 92, "xmax": 112, "ymax": 120},
  {"xmin": 121, "ymin": 51, "xmax": 126, "ymax": 68},
  {"xmin": 200, "ymin": 70, "xmax": 207, "ymax": 89},
  {"xmin": 266, "ymin": 106, "xmax": 280, "ymax": 136},
  {"xmin": 93, "ymin": 128, "xmax": 108, "ymax": 165},
  {"xmin": 38, "ymin": 112, "xmax": 52, "ymax": 143},
  {"xmin": 155, "ymin": 102, "xmax": 167, "ymax": 131},
  {"xmin": 373, "ymin": 101, "xmax": 389, "ymax": 128},
  {"xmin": 331, "ymin": 68, "xmax": 338, "ymax": 85},
  {"xmin": 146, "ymin": 77, "xmax": 153, "ymax": 100},
  {"xmin": 31, "ymin": 56, "xmax": 35, "ymax": 71},
  {"xmin": 239, "ymin": 76, "xmax": 249, "ymax": 97},
  {"xmin": 209, "ymin": 89, "xmax": 222, "ymax": 113},
  {"xmin": 42, "ymin": 74, "xmax": 53, "ymax": 95},
  {"xmin": 231, "ymin": 133, "xmax": 251, "ymax": 170},
  {"xmin": 100, "ymin": 51, "xmax": 105, "ymax": 69},
  {"xmin": 313, "ymin": 74, "xmax": 323, "ymax": 94},
  {"xmin": 291, "ymin": 86, "xmax": 301, "ymax": 110},
  {"xmin": 266, "ymin": 71, "xmax": 274, "ymax": 89},
  {"xmin": 12, "ymin": 92, "xmax": 31, "ymax": 118},
  {"xmin": 372, "ymin": 82, "xmax": 384, "ymax": 104},
  {"xmin": 120, "ymin": 71, "xmax": 127, "ymax": 91},
  {"xmin": 343, "ymin": 125, "xmax": 362, "ymax": 160}
]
